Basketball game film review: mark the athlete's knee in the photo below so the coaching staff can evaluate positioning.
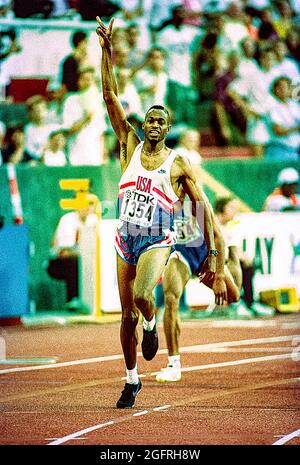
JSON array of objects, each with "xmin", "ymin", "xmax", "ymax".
[
  {"xmin": 133, "ymin": 288, "xmax": 153, "ymax": 311},
  {"xmin": 121, "ymin": 312, "xmax": 139, "ymax": 330},
  {"xmin": 164, "ymin": 290, "xmax": 181, "ymax": 312}
]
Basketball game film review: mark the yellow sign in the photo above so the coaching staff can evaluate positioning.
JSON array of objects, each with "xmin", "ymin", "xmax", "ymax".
[{"xmin": 59, "ymin": 179, "xmax": 90, "ymax": 191}]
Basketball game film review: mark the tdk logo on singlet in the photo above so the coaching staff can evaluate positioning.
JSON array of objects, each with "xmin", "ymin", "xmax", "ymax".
[{"xmin": 136, "ymin": 176, "xmax": 152, "ymax": 193}]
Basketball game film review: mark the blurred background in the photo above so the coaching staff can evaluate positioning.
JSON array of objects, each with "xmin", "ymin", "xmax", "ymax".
[{"xmin": 0, "ymin": 0, "xmax": 299, "ymax": 322}]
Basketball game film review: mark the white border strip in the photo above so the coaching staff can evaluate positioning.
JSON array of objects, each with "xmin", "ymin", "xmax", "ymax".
[{"xmin": 273, "ymin": 428, "xmax": 300, "ymax": 445}]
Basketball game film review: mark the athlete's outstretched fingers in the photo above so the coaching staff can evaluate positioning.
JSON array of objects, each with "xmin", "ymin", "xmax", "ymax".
[{"xmin": 96, "ymin": 16, "xmax": 114, "ymax": 35}]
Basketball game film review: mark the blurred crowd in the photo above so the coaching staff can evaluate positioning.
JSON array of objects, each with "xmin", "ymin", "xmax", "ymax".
[{"xmin": 0, "ymin": 0, "xmax": 299, "ymax": 166}]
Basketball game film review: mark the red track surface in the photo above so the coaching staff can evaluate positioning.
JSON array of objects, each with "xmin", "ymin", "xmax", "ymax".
[{"xmin": 0, "ymin": 314, "xmax": 299, "ymax": 446}]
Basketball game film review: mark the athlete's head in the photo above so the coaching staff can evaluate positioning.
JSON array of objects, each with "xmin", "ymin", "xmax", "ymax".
[
  {"xmin": 143, "ymin": 105, "xmax": 171, "ymax": 142},
  {"xmin": 215, "ymin": 196, "xmax": 239, "ymax": 224}
]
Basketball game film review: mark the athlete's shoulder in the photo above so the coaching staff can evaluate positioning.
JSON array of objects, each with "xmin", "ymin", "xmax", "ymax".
[
  {"xmin": 172, "ymin": 152, "xmax": 194, "ymax": 179},
  {"xmin": 172, "ymin": 151, "xmax": 191, "ymax": 168}
]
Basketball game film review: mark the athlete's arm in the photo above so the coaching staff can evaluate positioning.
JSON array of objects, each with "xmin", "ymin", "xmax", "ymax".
[
  {"xmin": 211, "ymin": 216, "xmax": 228, "ymax": 305},
  {"xmin": 227, "ymin": 245, "xmax": 242, "ymax": 290},
  {"xmin": 96, "ymin": 16, "xmax": 140, "ymax": 168},
  {"xmin": 175, "ymin": 155, "xmax": 216, "ymax": 280}
]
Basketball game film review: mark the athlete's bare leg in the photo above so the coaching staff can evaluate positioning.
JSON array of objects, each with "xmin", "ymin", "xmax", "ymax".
[
  {"xmin": 133, "ymin": 247, "xmax": 172, "ymax": 321},
  {"xmin": 117, "ymin": 255, "xmax": 138, "ymax": 370},
  {"xmin": 162, "ymin": 258, "xmax": 190, "ymax": 356},
  {"xmin": 117, "ymin": 247, "xmax": 171, "ymax": 370}
]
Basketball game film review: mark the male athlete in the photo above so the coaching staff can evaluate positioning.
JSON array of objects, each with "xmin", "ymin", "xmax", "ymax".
[
  {"xmin": 156, "ymin": 193, "xmax": 241, "ymax": 382},
  {"xmin": 96, "ymin": 17, "xmax": 227, "ymax": 408}
]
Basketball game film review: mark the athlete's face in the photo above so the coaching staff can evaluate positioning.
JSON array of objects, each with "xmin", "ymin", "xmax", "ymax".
[{"xmin": 143, "ymin": 110, "xmax": 170, "ymax": 142}]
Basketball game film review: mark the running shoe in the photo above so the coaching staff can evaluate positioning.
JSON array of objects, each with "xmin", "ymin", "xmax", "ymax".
[
  {"xmin": 141, "ymin": 324, "xmax": 159, "ymax": 360},
  {"xmin": 116, "ymin": 380, "xmax": 142, "ymax": 408},
  {"xmin": 156, "ymin": 364, "xmax": 181, "ymax": 382}
]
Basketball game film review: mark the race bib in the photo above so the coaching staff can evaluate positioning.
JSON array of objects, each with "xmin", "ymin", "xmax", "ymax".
[
  {"xmin": 174, "ymin": 217, "xmax": 202, "ymax": 244},
  {"xmin": 120, "ymin": 189, "xmax": 157, "ymax": 227}
]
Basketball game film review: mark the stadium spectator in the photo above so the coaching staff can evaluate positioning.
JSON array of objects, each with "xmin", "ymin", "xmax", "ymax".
[
  {"xmin": 62, "ymin": 66, "xmax": 107, "ymax": 165},
  {"xmin": 192, "ymin": 20, "xmax": 224, "ymax": 102},
  {"xmin": 244, "ymin": 11, "xmax": 259, "ymax": 40},
  {"xmin": 0, "ymin": 0, "xmax": 13, "ymax": 18},
  {"xmin": 273, "ymin": 39, "xmax": 300, "ymax": 85},
  {"xmin": 156, "ymin": 5, "xmax": 200, "ymax": 126},
  {"xmin": 46, "ymin": 198, "xmax": 98, "ymax": 309},
  {"xmin": 60, "ymin": 30, "xmax": 89, "ymax": 93},
  {"xmin": 257, "ymin": 8, "xmax": 279, "ymax": 42},
  {"xmin": 125, "ymin": 22, "xmax": 147, "ymax": 69},
  {"xmin": 221, "ymin": 3, "xmax": 249, "ymax": 52},
  {"xmin": 45, "ymin": 79, "xmax": 65, "ymax": 126},
  {"xmin": 51, "ymin": 0, "xmax": 71, "ymax": 17},
  {"xmin": 134, "ymin": 47, "xmax": 168, "ymax": 114},
  {"xmin": 24, "ymin": 95, "xmax": 58, "ymax": 161},
  {"xmin": 1, "ymin": 125, "xmax": 33, "ymax": 164},
  {"xmin": 0, "ymin": 27, "xmax": 22, "ymax": 98},
  {"xmin": 273, "ymin": 0, "xmax": 295, "ymax": 39},
  {"xmin": 212, "ymin": 51, "xmax": 247, "ymax": 146},
  {"xmin": 115, "ymin": 66, "xmax": 143, "ymax": 118},
  {"xmin": 264, "ymin": 76, "xmax": 300, "ymax": 161},
  {"xmin": 113, "ymin": 45, "xmax": 130, "ymax": 70},
  {"xmin": 42, "ymin": 129, "xmax": 67, "ymax": 166},
  {"xmin": 228, "ymin": 48, "xmax": 280, "ymax": 157},
  {"xmin": 147, "ymin": 0, "xmax": 183, "ymax": 34},
  {"xmin": 286, "ymin": 30, "xmax": 300, "ymax": 62},
  {"xmin": 263, "ymin": 167, "xmax": 300, "ymax": 212},
  {"xmin": 238, "ymin": 37, "xmax": 260, "ymax": 78},
  {"xmin": 111, "ymin": 26, "xmax": 127, "ymax": 51},
  {"xmin": 174, "ymin": 128, "xmax": 202, "ymax": 165}
]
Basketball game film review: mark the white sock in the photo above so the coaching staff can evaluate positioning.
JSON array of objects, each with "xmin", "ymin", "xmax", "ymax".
[
  {"xmin": 168, "ymin": 355, "xmax": 180, "ymax": 367},
  {"xmin": 143, "ymin": 315, "xmax": 156, "ymax": 331},
  {"xmin": 126, "ymin": 365, "xmax": 139, "ymax": 384}
]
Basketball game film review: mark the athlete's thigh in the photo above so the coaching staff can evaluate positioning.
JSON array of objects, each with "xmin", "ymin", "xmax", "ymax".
[
  {"xmin": 163, "ymin": 258, "xmax": 190, "ymax": 299},
  {"xmin": 117, "ymin": 253, "xmax": 136, "ymax": 310},
  {"xmin": 134, "ymin": 246, "xmax": 171, "ymax": 294}
]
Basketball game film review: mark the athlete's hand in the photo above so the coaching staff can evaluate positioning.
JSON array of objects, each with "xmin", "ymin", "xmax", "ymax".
[
  {"xmin": 96, "ymin": 16, "xmax": 114, "ymax": 49},
  {"xmin": 198, "ymin": 254, "xmax": 216, "ymax": 283},
  {"xmin": 212, "ymin": 275, "xmax": 227, "ymax": 306}
]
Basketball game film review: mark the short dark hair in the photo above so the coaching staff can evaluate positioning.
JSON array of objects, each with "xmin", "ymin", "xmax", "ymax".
[
  {"xmin": 215, "ymin": 196, "xmax": 234, "ymax": 213},
  {"xmin": 271, "ymin": 75, "xmax": 291, "ymax": 94},
  {"xmin": 145, "ymin": 105, "xmax": 170, "ymax": 122},
  {"xmin": 72, "ymin": 31, "xmax": 87, "ymax": 48}
]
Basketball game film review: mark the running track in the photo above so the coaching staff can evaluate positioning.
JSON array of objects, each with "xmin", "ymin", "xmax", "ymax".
[{"xmin": 0, "ymin": 314, "xmax": 299, "ymax": 446}]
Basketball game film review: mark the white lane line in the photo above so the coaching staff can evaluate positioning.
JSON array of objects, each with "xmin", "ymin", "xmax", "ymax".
[
  {"xmin": 273, "ymin": 428, "xmax": 300, "ymax": 445},
  {"xmin": 150, "ymin": 353, "xmax": 295, "ymax": 376},
  {"xmin": 153, "ymin": 405, "xmax": 171, "ymax": 411},
  {"xmin": 132, "ymin": 410, "xmax": 149, "ymax": 417},
  {"xmin": 182, "ymin": 347, "xmax": 293, "ymax": 353},
  {"xmin": 0, "ymin": 354, "xmax": 126, "ymax": 375},
  {"xmin": 180, "ymin": 335, "xmax": 296, "ymax": 353},
  {"xmin": 0, "ymin": 335, "xmax": 296, "ymax": 375},
  {"xmin": 48, "ymin": 374, "xmax": 300, "ymax": 446},
  {"xmin": 211, "ymin": 321, "xmax": 278, "ymax": 328},
  {"xmin": 49, "ymin": 421, "xmax": 115, "ymax": 445}
]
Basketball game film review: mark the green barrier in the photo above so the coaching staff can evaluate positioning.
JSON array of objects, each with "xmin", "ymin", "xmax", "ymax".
[
  {"xmin": 202, "ymin": 159, "xmax": 300, "ymax": 212},
  {"xmin": 1, "ymin": 159, "xmax": 299, "ymax": 311}
]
